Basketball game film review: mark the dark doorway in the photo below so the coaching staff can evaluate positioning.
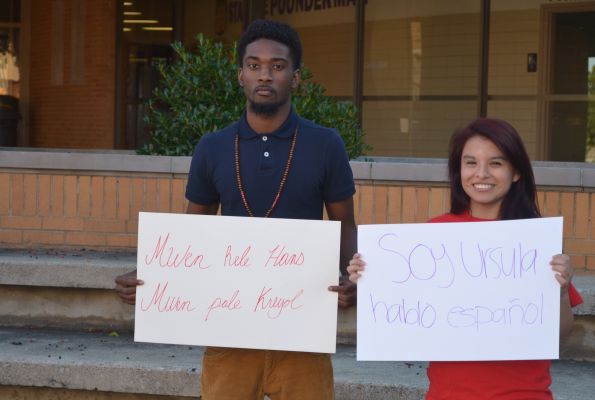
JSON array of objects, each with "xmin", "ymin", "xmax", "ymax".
[
  {"xmin": 546, "ymin": 10, "xmax": 595, "ymax": 162},
  {"xmin": 124, "ymin": 43, "xmax": 172, "ymax": 149},
  {"xmin": 116, "ymin": 0, "xmax": 174, "ymax": 150}
]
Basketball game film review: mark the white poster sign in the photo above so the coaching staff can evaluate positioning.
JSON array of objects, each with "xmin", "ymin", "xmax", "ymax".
[
  {"xmin": 357, "ymin": 217, "xmax": 563, "ymax": 361},
  {"xmin": 134, "ymin": 212, "xmax": 341, "ymax": 354}
]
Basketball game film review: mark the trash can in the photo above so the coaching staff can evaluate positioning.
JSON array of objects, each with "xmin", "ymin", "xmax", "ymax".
[{"xmin": 0, "ymin": 95, "xmax": 19, "ymax": 146}]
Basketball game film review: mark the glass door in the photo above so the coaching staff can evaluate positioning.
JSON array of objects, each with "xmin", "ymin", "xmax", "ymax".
[
  {"xmin": 542, "ymin": 8, "xmax": 595, "ymax": 162},
  {"xmin": 0, "ymin": 0, "xmax": 20, "ymax": 146},
  {"xmin": 117, "ymin": 0, "xmax": 174, "ymax": 149}
]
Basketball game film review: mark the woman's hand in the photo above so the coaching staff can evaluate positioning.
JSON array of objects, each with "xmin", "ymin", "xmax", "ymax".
[
  {"xmin": 346, "ymin": 253, "xmax": 366, "ymax": 284},
  {"xmin": 551, "ymin": 253, "xmax": 573, "ymax": 297},
  {"xmin": 552, "ymin": 253, "xmax": 575, "ymax": 337}
]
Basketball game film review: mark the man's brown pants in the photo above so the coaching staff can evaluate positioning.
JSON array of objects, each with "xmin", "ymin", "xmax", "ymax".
[{"xmin": 200, "ymin": 347, "xmax": 335, "ymax": 400}]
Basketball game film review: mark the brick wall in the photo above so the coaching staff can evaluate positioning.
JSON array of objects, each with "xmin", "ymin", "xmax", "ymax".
[
  {"xmin": 0, "ymin": 172, "xmax": 186, "ymax": 249},
  {"xmin": 29, "ymin": 0, "xmax": 116, "ymax": 148},
  {"xmin": 1, "ymin": 170, "xmax": 594, "ymax": 272}
]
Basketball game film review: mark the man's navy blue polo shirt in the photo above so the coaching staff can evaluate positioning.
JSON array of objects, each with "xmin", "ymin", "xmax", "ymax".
[{"xmin": 185, "ymin": 109, "xmax": 355, "ymax": 220}]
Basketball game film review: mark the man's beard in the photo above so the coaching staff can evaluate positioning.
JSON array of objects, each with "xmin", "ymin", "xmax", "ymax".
[{"xmin": 248, "ymin": 98, "xmax": 288, "ymax": 117}]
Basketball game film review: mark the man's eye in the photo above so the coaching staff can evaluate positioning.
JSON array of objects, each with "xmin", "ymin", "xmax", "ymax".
[
  {"xmin": 273, "ymin": 64, "xmax": 284, "ymax": 71},
  {"xmin": 247, "ymin": 64, "xmax": 258, "ymax": 70}
]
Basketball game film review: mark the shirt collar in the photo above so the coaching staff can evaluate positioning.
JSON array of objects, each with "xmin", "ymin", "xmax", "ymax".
[
  {"xmin": 463, "ymin": 209, "xmax": 496, "ymax": 222},
  {"xmin": 238, "ymin": 108, "xmax": 298, "ymax": 140}
]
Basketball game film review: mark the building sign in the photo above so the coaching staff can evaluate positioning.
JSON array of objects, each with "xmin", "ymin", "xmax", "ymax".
[
  {"xmin": 266, "ymin": 0, "xmax": 362, "ymax": 16},
  {"xmin": 227, "ymin": 0, "xmax": 365, "ymax": 23}
]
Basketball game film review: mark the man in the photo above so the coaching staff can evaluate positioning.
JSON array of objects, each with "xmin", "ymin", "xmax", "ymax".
[{"xmin": 115, "ymin": 19, "xmax": 357, "ymax": 399}]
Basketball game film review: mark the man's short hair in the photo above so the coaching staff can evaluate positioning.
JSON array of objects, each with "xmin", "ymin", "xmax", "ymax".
[{"xmin": 238, "ymin": 19, "xmax": 302, "ymax": 71}]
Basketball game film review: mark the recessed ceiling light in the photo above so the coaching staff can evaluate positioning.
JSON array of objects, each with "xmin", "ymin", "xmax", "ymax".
[
  {"xmin": 142, "ymin": 27, "xmax": 173, "ymax": 31},
  {"xmin": 123, "ymin": 19, "xmax": 159, "ymax": 24}
]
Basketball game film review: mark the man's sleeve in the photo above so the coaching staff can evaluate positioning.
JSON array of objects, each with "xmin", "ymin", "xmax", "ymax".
[
  {"xmin": 185, "ymin": 135, "xmax": 220, "ymax": 205},
  {"xmin": 323, "ymin": 130, "xmax": 356, "ymax": 203}
]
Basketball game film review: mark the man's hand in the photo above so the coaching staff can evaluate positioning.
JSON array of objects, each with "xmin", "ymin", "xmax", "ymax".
[
  {"xmin": 328, "ymin": 275, "xmax": 357, "ymax": 308},
  {"xmin": 114, "ymin": 270, "xmax": 143, "ymax": 305}
]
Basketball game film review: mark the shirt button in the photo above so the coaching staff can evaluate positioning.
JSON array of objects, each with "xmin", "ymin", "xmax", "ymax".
[
  {"xmin": 264, "ymin": 152, "xmax": 270, "ymax": 157},
  {"xmin": 262, "ymin": 136, "xmax": 268, "ymax": 141}
]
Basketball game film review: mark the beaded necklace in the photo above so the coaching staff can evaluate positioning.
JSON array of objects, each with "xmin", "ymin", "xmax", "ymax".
[{"xmin": 234, "ymin": 124, "xmax": 299, "ymax": 218}]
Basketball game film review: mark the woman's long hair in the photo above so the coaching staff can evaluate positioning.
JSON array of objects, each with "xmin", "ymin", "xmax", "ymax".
[{"xmin": 448, "ymin": 118, "xmax": 540, "ymax": 220}]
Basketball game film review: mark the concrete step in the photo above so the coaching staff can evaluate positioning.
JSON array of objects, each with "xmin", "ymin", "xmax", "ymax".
[
  {"xmin": 0, "ymin": 249, "xmax": 135, "ymax": 331},
  {"xmin": 0, "ymin": 249, "xmax": 593, "ymax": 357},
  {"xmin": 0, "ymin": 249, "xmax": 355, "ymax": 341},
  {"xmin": 1, "ymin": 327, "xmax": 595, "ymax": 400}
]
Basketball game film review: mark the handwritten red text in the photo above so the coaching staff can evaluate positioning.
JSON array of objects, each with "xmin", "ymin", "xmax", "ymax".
[
  {"xmin": 140, "ymin": 281, "xmax": 196, "ymax": 312},
  {"xmin": 223, "ymin": 245, "xmax": 252, "ymax": 267},
  {"xmin": 265, "ymin": 244, "xmax": 305, "ymax": 267},
  {"xmin": 253, "ymin": 286, "xmax": 304, "ymax": 319},
  {"xmin": 204, "ymin": 289, "xmax": 242, "ymax": 321},
  {"xmin": 144, "ymin": 233, "xmax": 209, "ymax": 269}
]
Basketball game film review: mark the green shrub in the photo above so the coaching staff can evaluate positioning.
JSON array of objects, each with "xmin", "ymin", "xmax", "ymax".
[{"xmin": 139, "ymin": 34, "xmax": 369, "ymax": 159}]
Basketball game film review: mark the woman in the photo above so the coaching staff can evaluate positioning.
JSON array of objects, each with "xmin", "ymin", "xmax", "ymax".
[{"xmin": 348, "ymin": 118, "xmax": 583, "ymax": 399}]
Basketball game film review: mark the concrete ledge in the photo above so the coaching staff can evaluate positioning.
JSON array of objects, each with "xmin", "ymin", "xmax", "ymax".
[
  {"xmin": 0, "ymin": 249, "xmax": 135, "ymax": 289},
  {"xmin": 0, "ymin": 285, "xmax": 134, "ymax": 331},
  {"xmin": 574, "ymin": 275, "xmax": 595, "ymax": 316},
  {"xmin": 1, "ymin": 250, "xmax": 593, "ymax": 311},
  {"xmin": 0, "ymin": 250, "xmax": 592, "ymax": 338},
  {"xmin": 584, "ymin": 167, "xmax": 595, "ymax": 187},
  {"xmin": 561, "ymin": 316, "xmax": 595, "ymax": 361},
  {"xmin": 369, "ymin": 160, "xmax": 448, "ymax": 183},
  {"xmin": 0, "ymin": 327, "xmax": 201, "ymax": 397},
  {"xmin": 0, "ymin": 149, "xmax": 188, "ymax": 174},
  {"xmin": 0, "ymin": 386, "xmax": 195, "ymax": 400},
  {"xmin": 2, "ymin": 149, "xmax": 595, "ymax": 188},
  {"xmin": 2, "ymin": 327, "xmax": 595, "ymax": 400}
]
